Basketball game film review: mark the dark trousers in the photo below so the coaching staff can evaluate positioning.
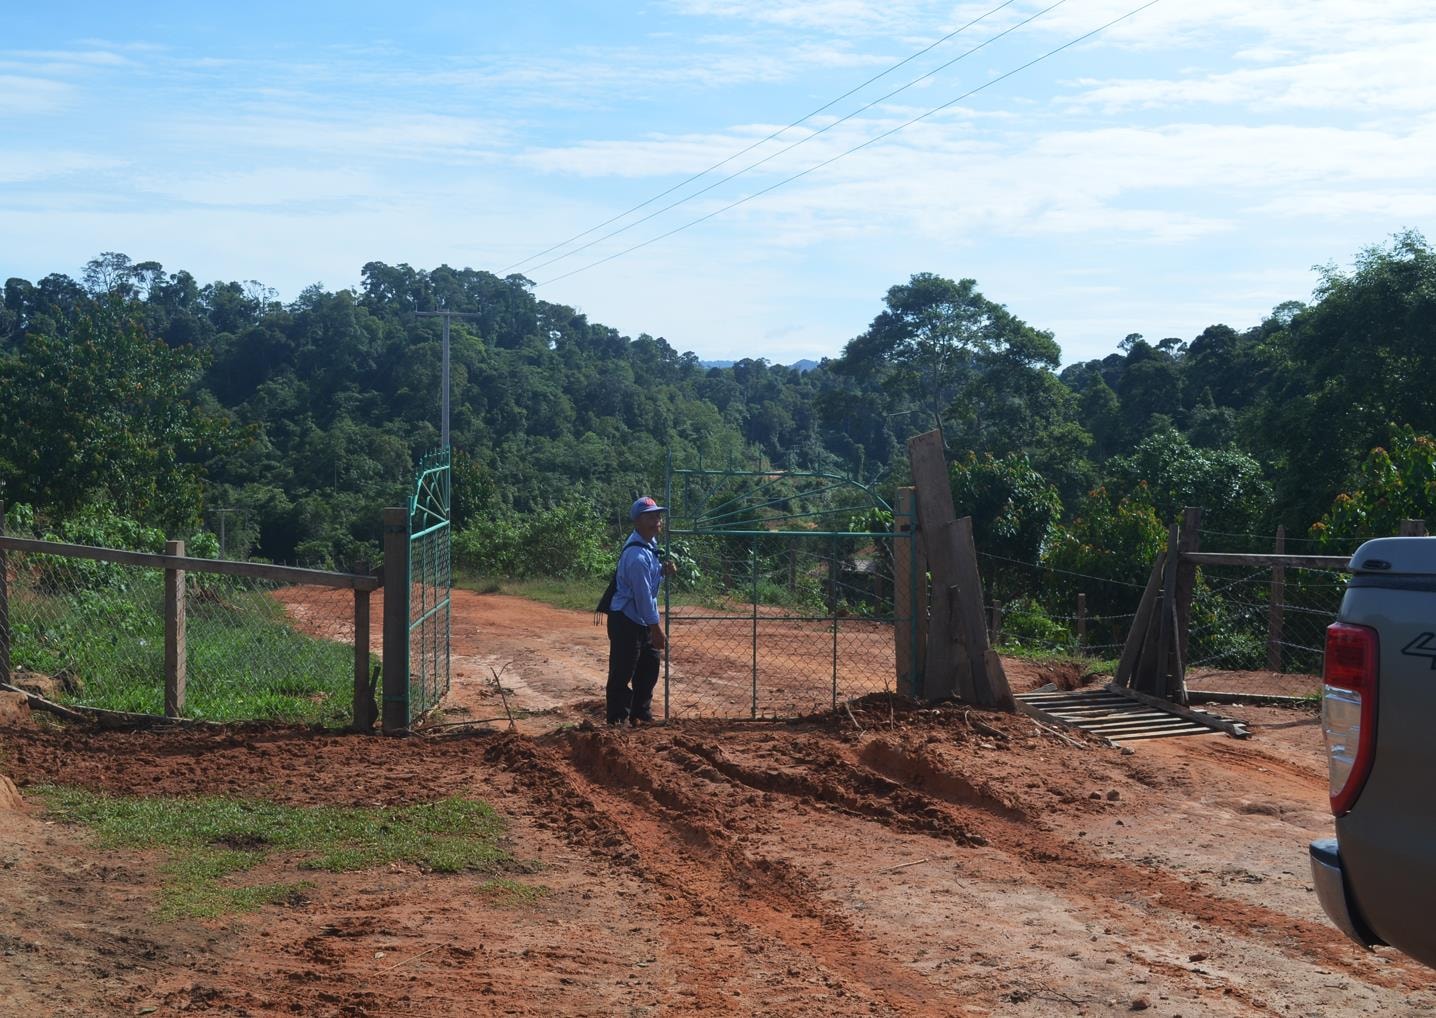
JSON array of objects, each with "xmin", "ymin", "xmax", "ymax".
[{"xmin": 606, "ymin": 611, "xmax": 660, "ymax": 723}]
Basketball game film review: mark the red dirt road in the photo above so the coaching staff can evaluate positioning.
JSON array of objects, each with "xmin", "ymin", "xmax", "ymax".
[{"xmin": 2, "ymin": 590, "xmax": 1433, "ymax": 1016}]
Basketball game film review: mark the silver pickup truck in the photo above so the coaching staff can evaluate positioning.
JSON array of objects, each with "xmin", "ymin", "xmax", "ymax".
[{"xmin": 1310, "ymin": 537, "xmax": 1436, "ymax": 969}]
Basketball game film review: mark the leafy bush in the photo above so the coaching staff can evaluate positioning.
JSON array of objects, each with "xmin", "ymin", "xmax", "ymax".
[
  {"xmin": 454, "ymin": 498, "xmax": 608, "ymax": 579},
  {"xmin": 996, "ymin": 596, "xmax": 1072, "ymax": 653},
  {"xmin": 1312, "ymin": 425, "xmax": 1436, "ymax": 547}
]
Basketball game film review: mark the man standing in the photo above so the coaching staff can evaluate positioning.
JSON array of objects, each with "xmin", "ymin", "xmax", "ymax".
[{"xmin": 607, "ymin": 496, "xmax": 676, "ymax": 727}]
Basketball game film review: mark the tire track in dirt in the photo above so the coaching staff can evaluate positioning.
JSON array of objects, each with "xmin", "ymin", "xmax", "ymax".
[
  {"xmin": 486, "ymin": 727, "xmax": 969, "ymax": 1016},
  {"xmin": 741, "ymin": 734, "xmax": 1430, "ymax": 995}
]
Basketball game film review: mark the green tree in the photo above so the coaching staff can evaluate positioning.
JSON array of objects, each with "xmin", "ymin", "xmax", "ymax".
[
  {"xmin": 834, "ymin": 273, "xmax": 1059, "ymax": 451},
  {"xmin": 0, "ymin": 304, "xmax": 242, "ymax": 530},
  {"xmin": 1105, "ymin": 427, "xmax": 1272, "ymax": 533},
  {"xmin": 1264, "ymin": 231, "xmax": 1436, "ymax": 526},
  {"xmin": 1312, "ymin": 426, "xmax": 1436, "ymax": 547},
  {"xmin": 949, "ymin": 453, "xmax": 1061, "ymax": 600}
]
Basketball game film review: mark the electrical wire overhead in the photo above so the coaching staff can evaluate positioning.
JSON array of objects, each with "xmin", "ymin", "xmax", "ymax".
[
  {"xmin": 501, "ymin": 0, "xmax": 1024, "ymax": 274},
  {"xmin": 519, "ymin": 0, "xmax": 1071, "ymax": 278},
  {"xmin": 535, "ymin": 0, "xmax": 1166, "ymax": 289}
]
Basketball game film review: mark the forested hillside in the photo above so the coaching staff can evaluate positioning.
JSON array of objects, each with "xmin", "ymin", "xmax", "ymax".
[{"xmin": 2, "ymin": 232, "xmax": 1433, "ymax": 574}]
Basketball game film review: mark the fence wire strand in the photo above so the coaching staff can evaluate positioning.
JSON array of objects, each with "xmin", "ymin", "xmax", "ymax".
[{"xmin": 2, "ymin": 530, "xmax": 362, "ymax": 724}]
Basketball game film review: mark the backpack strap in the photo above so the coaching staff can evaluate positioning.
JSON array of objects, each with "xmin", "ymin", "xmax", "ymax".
[{"xmin": 594, "ymin": 537, "xmax": 658, "ymax": 624}]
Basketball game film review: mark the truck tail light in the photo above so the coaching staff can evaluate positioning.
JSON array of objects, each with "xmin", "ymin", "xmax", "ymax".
[{"xmin": 1322, "ymin": 622, "xmax": 1379, "ymax": 816}]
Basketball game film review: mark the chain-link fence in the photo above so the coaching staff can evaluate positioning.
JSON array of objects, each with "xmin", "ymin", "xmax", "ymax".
[
  {"xmin": 1, "ymin": 532, "xmax": 375, "ymax": 725},
  {"xmin": 664, "ymin": 530, "xmax": 912, "ymax": 719}
]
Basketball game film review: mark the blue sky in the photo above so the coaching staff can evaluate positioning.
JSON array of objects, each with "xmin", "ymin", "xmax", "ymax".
[{"xmin": 4, "ymin": 1, "xmax": 1434, "ymax": 365}]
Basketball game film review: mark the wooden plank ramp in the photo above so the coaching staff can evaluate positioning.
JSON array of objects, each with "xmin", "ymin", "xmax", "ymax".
[{"xmin": 1016, "ymin": 686, "xmax": 1248, "ymax": 743}]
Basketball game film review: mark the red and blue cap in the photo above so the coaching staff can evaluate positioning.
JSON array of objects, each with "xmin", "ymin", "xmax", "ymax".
[{"xmin": 630, "ymin": 496, "xmax": 667, "ymax": 521}]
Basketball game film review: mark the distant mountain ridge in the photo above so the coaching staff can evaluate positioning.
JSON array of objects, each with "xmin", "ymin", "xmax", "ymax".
[{"xmin": 701, "ymin": 358, "xmax": 820, "ymax": 372}]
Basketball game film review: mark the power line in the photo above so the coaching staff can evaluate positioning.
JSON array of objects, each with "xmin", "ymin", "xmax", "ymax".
[
  {"xmin": 501, "ymin": 0, "xmax": 1023, "ymax": 274},
  {"xmin": 535, "ymin": 0, "xmax": 1166, "ymax": 289},
  {"xmin": 519, "ymin": 0, "xmax": 1069, "ymax": 278}
]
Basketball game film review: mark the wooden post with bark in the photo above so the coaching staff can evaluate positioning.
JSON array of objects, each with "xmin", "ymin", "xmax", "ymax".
[
  {"xmin": 893, "ymin": 487, "xmax": 927, "ymax": 698},
  {"xmin": 352, "ymin": 560, "xmax": 376, "ymax": 731},
  {"xmin": 1399, "ymin": 519, "xmax": 1429, "ymax": 536},
  {"xmin": 1267, "ymin": 526, "xmax": 1286, "ymax": 672},
  {"xmin": 906, "ymin": 430, "xmax": 1014, "ymax": 710},
  {"xmin": 164, "ymin": 539, "xmax": 187, "ymax": 718}
]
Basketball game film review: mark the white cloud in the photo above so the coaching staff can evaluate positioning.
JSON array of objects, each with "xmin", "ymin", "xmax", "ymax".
[
  {"xmin": 170, "ymin": 111, "xmax": 516, "ymax": 163},
  {"xmin": 662, "ymin": 0, "xmax": 931, "ymax": 35},
  {"xmin": 0, "ymin": 74, "xmax": 76, "ymax": 115},
  {"xmin": 135, "ymin": 168, "xmax": 385, "ymax": 209},
  {"xmin": 0, "ymin": 150, "xmax": 122, "ymax": 185},
  {"xmin": 1068, "ymin": 39, "xmax": 1436, "ymax": 113}
]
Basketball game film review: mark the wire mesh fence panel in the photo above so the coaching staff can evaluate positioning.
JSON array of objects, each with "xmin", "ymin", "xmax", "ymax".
[
  {"xmin": 193, "ymin": 578, "xmax": 356, "ymax": 723},
  {"xmin": 406, "ymin": 447, "xmax": 452, "ymax": 722},
  {"xmin": 4, "ymin": 548, "xmax": 359, "ymax": 723},
  {"xmin": 663, "ymin": 472, "xmax": 909, "ymax": 718},
  {"xmin": 4, "ymin": 549, "xmax": 168, "ymax": 713}
]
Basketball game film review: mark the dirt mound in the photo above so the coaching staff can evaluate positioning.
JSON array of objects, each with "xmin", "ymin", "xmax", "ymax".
[
  {"xmin": 0, "ymin": 773, "xmax": 23, "ymax": 811},
  {"xmin": 0, "ymin": 690, "xmax": 32, "ymax": 727}
]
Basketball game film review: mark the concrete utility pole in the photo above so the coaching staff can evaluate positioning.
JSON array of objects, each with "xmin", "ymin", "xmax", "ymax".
[
  {"xmin": 416, "ymin": 311, "xmax": 481, "ymax": 449},
  {"xmin": 210, "ymin": 508, "xmax": 236, "ymax": 557}
]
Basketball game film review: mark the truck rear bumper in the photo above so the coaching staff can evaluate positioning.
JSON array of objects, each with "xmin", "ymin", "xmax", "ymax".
[{"xmin": 1309, "ymin": 837, "xmax": 1381, "ymax": 948}]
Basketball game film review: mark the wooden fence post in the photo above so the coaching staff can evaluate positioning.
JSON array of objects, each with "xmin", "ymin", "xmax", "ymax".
[
  {"xmin": 1399, "ymin": 519, "xmax": 1428, "ymax": 536},
  {"xmin": 950, "ymin": 516, "xmax": 1015, "ymax": 710},
  {"xmin": 907, "ymin": 432, "xmax": 969, "ymax": 702},
  {"xmin": 1076, "ymin": 593, "xmax": 1086, "ymax": 647},
  {"xmin": 1267, "ymin": 526, "xmax": 1286, "ymax": 672},
  {"xmin": 893, "ymin": 487, "xmax": 926, "ymax": 699},
  {"xmin": 352, "ymin": 559, "xmax": 375, "ymax": 731},
  {"xmin": 0, "ymin": 502, "xmax": 8, "ymax": 689},
  {"xmin": 906, "ymin": 430, "xmax": 1013, "ymax": 710},
  {"xmin": 1114, "ymin": 553, "xmax": 1165, "ymax": 688},
  {"xmin": 1173, "ymin": 507, "xmax": 1202, "ymax": 668},
  {"xmin": 1152, "ymin": 523, "xmax": 1182, "ymax": 701},
  {"xmin": 988, "ymin": 600, "xmax": 1003, "ymax": 645},
  {"xmin": 382, "ymin": 507, "xmax": 410, "ymax": 734},
  {"xmin": 164, "ymin": 539, "xmax": 187, "ymax": 718}
]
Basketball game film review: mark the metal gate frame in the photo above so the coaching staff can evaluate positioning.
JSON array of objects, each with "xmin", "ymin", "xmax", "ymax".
[
  {"xmin": 406, "ymin": 447, "xmax": 451, "ymax": 721},
  {"xmin": 661, "ymin": 457, "xmax": 920, "ymax": 719}
]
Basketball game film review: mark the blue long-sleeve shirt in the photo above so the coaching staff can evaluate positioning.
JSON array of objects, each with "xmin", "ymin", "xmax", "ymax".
[{"xmin": 611, "ymin": 531, "xmax": 664, "ymax": 627}]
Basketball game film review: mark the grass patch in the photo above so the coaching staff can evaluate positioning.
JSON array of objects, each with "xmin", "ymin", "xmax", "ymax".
[
  {"xmin": 475, "ymin": 877, "xmax": 549, "ymax": 907},
  {"xmin": 995, "ymin": 644, "xmax": 1118, "ymax": 675},
  {"xmin": 34, "ymin": 787, "xmax": 512, "ymax": 919},
  {"xmin": 10, "ymin": 579, "xmax": 356, "ymax": 725}
]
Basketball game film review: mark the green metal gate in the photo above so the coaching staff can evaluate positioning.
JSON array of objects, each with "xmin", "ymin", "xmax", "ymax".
[
  {"xmin": 407, "ymin": 448, "xmax": 451, "ymax": 719},
  {"xmin": 662, "ymin": 459, "xmax": 920, "ymax": 719}
]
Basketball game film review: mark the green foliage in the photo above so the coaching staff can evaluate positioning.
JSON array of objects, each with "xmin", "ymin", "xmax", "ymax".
[
  {"xmin": 949, "ymin": 453, "xmax": 1061, "ymax": 587},
  {"xmin": 7, "ymin": 235, "xmax": 1436, "ymax": 662},
  {"xmin": 1042, "ymin": 486, "xmax": 1164, "ymax": 634},
  {"xmin": 1106, "ymin": 427, "xmax": 1272, "ymax": 532},
  {"xmin": 453, "ymin": 498, "xmax": 608, "ymax": 579},
  {"xmin": 0, "ymin": 303, "xmax": 242, "ymax": 531},
  {"xmin": 10, "ymin": 568, "xmax": 354, "ymax": 724},
  {"xmin": 1263, "ymin": 230, "xmax": 1436, "ymax": 525},
  {"xmin": 36, "ymin": 787, "xmax": 511, "ymax": 919},
  {"xmin": 995, "ymin": 596, "xmax": 1073, "ymax": 654},
  {"xmin": 1313, "ymin": 425, "xmax": 1436, "ymax": 546}
]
